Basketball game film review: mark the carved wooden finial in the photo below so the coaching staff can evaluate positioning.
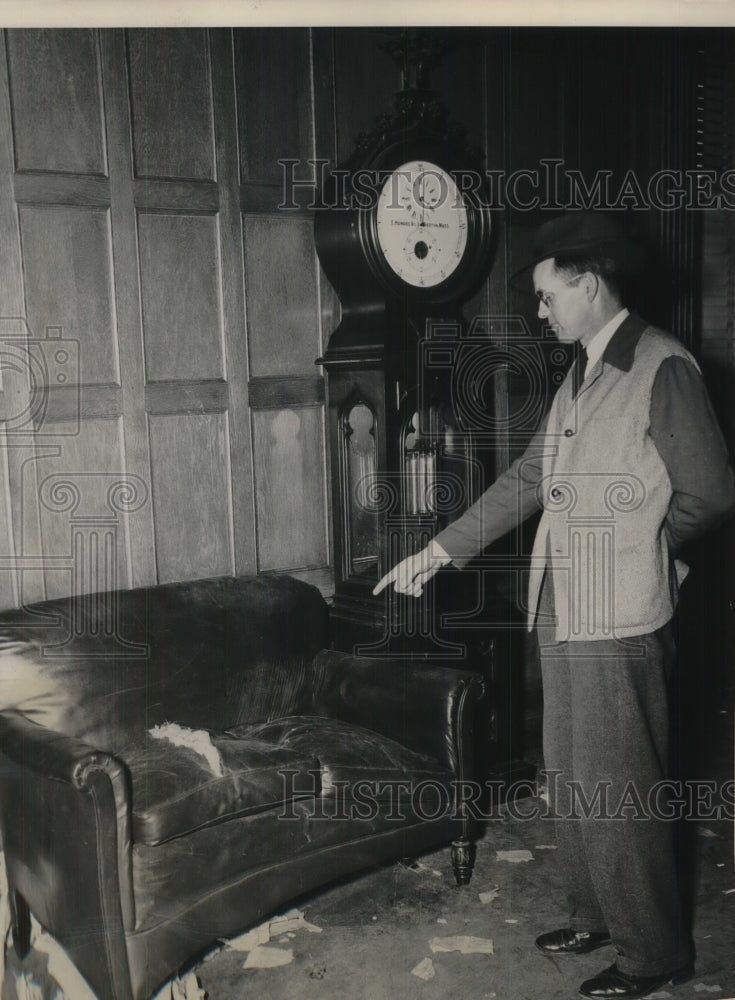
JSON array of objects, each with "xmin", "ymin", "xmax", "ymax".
[{"xmin": 378, "ymin": 28, "xmax": 450, "ymax": 92}]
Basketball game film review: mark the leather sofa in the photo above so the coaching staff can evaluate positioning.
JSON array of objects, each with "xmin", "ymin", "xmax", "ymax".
[{"xmin": 0, "ymin": 574, "xmax": 484, "ymax": 1000}]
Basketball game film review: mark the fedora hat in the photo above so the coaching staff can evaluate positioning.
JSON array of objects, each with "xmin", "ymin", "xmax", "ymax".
[{"xmin": 511, "ymin": 211, "xmax": 648, "ymax": 287}]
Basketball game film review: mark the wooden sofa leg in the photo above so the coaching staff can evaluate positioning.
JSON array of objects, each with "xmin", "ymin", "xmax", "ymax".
[
  {"xmin": 10, "ymin": 889, "xmax": 31, "ymax": 959},
  {"xmin": 451, "ymin": 838, "xmax": 476, "ymax": 886}
]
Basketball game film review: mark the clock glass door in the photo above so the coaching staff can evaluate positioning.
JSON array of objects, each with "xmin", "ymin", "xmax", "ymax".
[{"xmin": 342, "ymin": 401, "xmax": 380, "ymax": 580}]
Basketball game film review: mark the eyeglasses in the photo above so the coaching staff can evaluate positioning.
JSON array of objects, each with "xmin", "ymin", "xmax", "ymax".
[{"xmin": 535, "ymin": 273, "xmax": 585, "ymax": 308}]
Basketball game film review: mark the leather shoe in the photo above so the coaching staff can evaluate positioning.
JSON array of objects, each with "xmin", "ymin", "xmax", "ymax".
[
  {"xmin": 579, "ymin": 961, "xmax": 695, "ymax": 998},
  {"xmin": 535, "ymin": 928, "xmax": 612, "ymax": 955}
]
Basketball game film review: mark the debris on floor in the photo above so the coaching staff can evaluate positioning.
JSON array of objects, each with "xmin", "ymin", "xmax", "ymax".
[
  {"xmin": 429, "ymin": 935, "xmax": 495, "ymax": 955},
  {"xmin": 241, "ymin": 946, "xmax": 293, "ymax": 970},
  {"xmin": 270, "ymin": 909, "xmax": 322, "ymax": 936},
  {"xmin": 152, "ymin": 972, "xmax": 206, "ymax": 1000},
  {"xmin": 479, "ymin": 887, "xmax": 500, "ymax": 904},
  {"xmin": 693, "ymin": 985, "xmax": 723, "ymax": 994},
  {"xmin": 398, "ymin": 860, "xmax": 442, "ymax": 877},
  {"xmin": 224, "ymin": 907, "xmax": 322, "ymax": 952},
  {"xmin": 2, "ymin": 912, "xmax": 98, "ymax": 1000},
  {"xmin": 411, "ymin": 957, "xmax": 436, "ymax": 981},
  {"xmin": 224, "ymin": 923, "xmax": 270, "ymax": 951},
  {"xmin": 0, "ymin": 851, "xmax": 9, "ymax": 989},
  {"xmin": 495, "ymin": 849, "xmax": 534, "ymax": 863}
]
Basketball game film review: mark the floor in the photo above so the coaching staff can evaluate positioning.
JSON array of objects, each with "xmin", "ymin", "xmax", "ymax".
[
  {"xmin": 3, "ymin": 700, "xmax": 734, "ymax": 1000},
  {"xmin": 200, "ymin": 672, "xmax": 735, "ymax": 1000},
  {"xmin": 192, "ymin": 792, "xmax": 735, "ymax": 1000}
]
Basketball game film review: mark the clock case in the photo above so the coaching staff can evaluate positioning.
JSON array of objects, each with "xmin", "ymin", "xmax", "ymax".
[
  {"xmin": 314, "ymin": 92, "xmax": 493, "ymax": 360},
  {"xmin": 315, "ymin": 90, "xmax": 532, "ymax": 794}
]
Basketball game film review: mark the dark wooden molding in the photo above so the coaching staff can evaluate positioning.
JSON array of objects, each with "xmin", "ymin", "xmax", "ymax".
[
  {"xmin": 134, "ymin": 178, "xmax": 220, "ymax": 213},
  {"xmin": 13, "ymin": 172, "xmax": 110, "ymax": 207},
  {"xmin": 145, "ymin": 379, "xmax": 229, "ymax": 415},
  {"xmin": 32, "ymin": 384, "xmax": 123, "ymax": 427},
  {"xmin": 248, "ymin": 374, "xmax": 325, "ymax": 409}
]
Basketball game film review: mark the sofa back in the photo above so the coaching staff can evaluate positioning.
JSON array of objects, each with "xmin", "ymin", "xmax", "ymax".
[{"xmin": 0, "ymin": 574, "xmax": 328, "ymax": 754}]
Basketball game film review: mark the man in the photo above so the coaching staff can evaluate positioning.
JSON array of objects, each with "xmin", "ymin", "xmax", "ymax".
[{"xmin": 373, "ymin": 212, "xmax": 735, "ymax": 999}]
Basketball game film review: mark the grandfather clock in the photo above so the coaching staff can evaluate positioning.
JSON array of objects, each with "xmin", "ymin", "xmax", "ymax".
[{"xmin": 315, "ymin": 40, "xmax": 533, "ymax": 792}]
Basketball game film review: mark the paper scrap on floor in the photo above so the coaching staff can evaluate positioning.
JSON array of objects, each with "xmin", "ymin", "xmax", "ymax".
[
  {"xmin": 429, "ymin": 935, "xmax": 495, "ymax": 955},
  {"xmin": 399, "ymin": 859, "xmax": 442, "ymax": 877},
  {"xmin": 496, "ymin": 849, "xmax": 534, "ymax": 863},
  {"xmin": 225, "ymin": 907, "xmax": 322, "ymax": 951},
  {"xmin": 152, "ymin": 972, "xmax": 207, "ymax": 1000},
  {"xmin": 242, "ymin": 946, "xmax": 294, "ymax": 970},
  {"xmin": 411, "ymin": 957, "xmax": 436, "ymax": 980}
]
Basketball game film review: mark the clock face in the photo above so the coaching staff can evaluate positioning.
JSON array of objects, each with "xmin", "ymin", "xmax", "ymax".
[{"xmin": 375, "ymin": 160, "xmax": 469, "ymax": 288}]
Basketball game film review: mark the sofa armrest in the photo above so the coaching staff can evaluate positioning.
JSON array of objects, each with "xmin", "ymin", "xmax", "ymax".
[
  {"xmin": 0, "ymin": 710, "xmax": 125, "ymax": 791},
  {"xmin": 305, "ymin": 650, "xmax": 485, "ymax": 779},
  {"xmin": 0, "ymin": 712, "xmax": 135, "ymax": 1000}
]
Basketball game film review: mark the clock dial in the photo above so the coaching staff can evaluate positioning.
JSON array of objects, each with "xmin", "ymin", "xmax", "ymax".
[{"xmin": 375, "ymin": 160, "xmax": 469, "ymax": 288}]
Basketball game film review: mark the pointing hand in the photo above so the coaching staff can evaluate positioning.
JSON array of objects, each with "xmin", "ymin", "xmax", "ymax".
[{"xmin": 372, "ymin": 541, "xmax": 451, "ymax": 598}]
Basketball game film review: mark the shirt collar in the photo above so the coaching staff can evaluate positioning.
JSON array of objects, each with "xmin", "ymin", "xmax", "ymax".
[
  {"xmin": 583, "ymin": 308, "xmax": 629, "ymax": 374},
  {"xmin": 600, "ymin": 311, "xmax": 650, "ymax": 372}
]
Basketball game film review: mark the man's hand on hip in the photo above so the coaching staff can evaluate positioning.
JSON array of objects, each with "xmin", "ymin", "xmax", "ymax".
[{"xmin": 372, "ymin": 540, "xmax": 452, "ymax": 598}]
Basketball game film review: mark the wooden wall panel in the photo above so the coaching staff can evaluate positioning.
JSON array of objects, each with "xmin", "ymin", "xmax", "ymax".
[
  {"xmin": 0, "ymin": 42, "xmax": 24, "ymax": 318},
  {"xmin": 243, "ymin": 214, "xmax": 319, "ymax": 377},
  {"xmin": 138, "ymin": 212, "xmax": 225, "ymax": 382},
  {"xmin": 148, "ymin": 412, "xmax": 233, "ymax": 582},
  {"xmin": 19, "ymin": 205, "xmax": 119, "ymax": 387},
  {"xmin": 0, "ymin": 430, "xmax": 18, "ymax": 608},
  {"xmin": 127, "ymin": 28, "xmax": 215, "ymax": 182},
  {"xmin": 6, "ymin": 29, "xmax": 106, "ymax": 176},
  {"xmin": 252, "ymin": 406, "xmax": 327, "ymax": 571},
  {"xmin": 34, "ymin": 416, "xmax": 131, "ymax": 599},
  {"xmin": 235, "ymin": 29, "xmax": 313, "ymax": 186}
]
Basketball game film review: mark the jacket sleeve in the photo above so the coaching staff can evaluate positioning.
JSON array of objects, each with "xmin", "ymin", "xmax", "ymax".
[
  {"xmin": 650, "ymin": 355, "xmax": 735, "ymax": 554},
  {"xmin": 432, "ymin": 420, "xmax": 548, "ymax": 569}
]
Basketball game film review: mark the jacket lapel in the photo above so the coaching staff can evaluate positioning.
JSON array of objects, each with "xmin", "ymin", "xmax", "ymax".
[{"xmin": 557, "ymin": 312, "xmax": 649, "ymax": 418}]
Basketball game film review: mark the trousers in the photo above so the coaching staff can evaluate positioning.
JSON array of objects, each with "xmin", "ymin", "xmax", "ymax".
[{"xmin": 537, "ymin": 573, "xmax": 695, "ymax": 977}]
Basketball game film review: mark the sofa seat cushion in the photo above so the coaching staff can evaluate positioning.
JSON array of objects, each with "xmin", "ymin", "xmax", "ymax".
[
  {"xmin": 126, "ymin": 731, "xmax": 320, "ymax": 846},
  {"xmin": 227, "ymin": 716, "xmax": 451, "ymax": 801}
]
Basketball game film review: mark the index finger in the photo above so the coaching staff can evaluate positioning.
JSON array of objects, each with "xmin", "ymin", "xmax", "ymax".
[{"xmin": 372, "ymin": 567, "xmax": 397, "ymax": 595}]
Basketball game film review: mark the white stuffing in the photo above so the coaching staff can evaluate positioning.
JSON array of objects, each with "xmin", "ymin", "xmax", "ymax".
[{"xmin": 149, "ymin": 722, "xmax": 223, "ymax": 777}]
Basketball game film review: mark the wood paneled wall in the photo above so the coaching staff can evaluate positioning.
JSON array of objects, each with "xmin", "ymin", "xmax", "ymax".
[{"xmin": 0, "ymin": 27, "xmax": 339, "ymax": 606}]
